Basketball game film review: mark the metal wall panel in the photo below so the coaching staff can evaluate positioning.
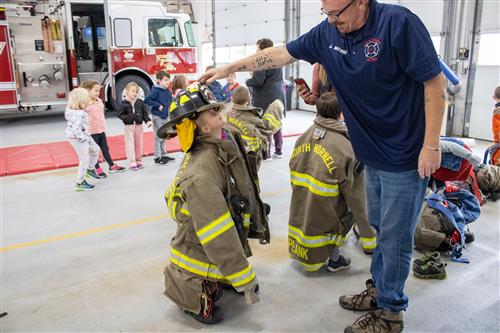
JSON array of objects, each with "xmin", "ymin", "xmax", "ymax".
[
  {"xmin": 468, "ymin": 65, "xmax": 500, "ymax": 140},
  {"xmin": 214, "ymin": 1, "xmax": 285, "ymax": 48}
]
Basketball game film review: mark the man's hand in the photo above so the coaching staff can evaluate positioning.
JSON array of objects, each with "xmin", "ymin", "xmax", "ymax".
[
  {"xmin": 146, "ymin": 121, "xmax": 153, "ymax": 128},
  {"xmin": 418, "ymin": 147, "xmax": 441, "ymax": 179},
  {"xmin": 199, "ymin": 65, "xmax": 232, "ymax": 84},
  {"xmin": 297, "ymin": 85, "xmax": 318, "ymax": 105}
]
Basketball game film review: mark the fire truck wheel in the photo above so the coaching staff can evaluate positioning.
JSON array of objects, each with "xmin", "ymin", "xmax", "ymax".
[{"xmin": 111, "ymin": 75, "xmax": 151, "ymax": 111}]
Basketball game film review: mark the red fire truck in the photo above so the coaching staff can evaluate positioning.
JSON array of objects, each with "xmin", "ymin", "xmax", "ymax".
[{"xmin": 0, "ymin": 0, "xmax": 197, "ymax": 114}]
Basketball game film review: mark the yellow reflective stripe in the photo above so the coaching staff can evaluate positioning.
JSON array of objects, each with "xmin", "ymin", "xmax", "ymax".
[
  {"xmin": 360, "ymin": 237, "xmax": 377, "ymax": 250},
  {"xmin": 299, "ymin": 261, "xmax": 325, "ymax": 272},
  {"xmin": 243, "ymin": 213, "xmax": 250, "ymax": 229},
  {"xmin": 170, "ymin": 247, "xmax": 222, "ymax": 279},
  {"xmin": 225, "ymin": 265, "xmax": 256, "ymax": 287},
  {"xmin": 288, "ymin": 225, "xmax": 346, "ymax": 248},
  {"xmin": 180, "ymin": 208, "xmax": 190, "ymax": 216},
  {"xmin": 241, "ymin": 135, "xmax": 258, "ymax": 142},
  {"xmin": 166, "ymin": 190, "xmax": 176, "ymax": 220},
  {"xmin": 241, "ymin": 135, "xmax": 260, "ymax": 151},
  {"xmin": 290, "ymin": 171, "xmax": 339, "ymax": 197},
  {"xmin": 263, "ymin": 113, "xmax": 281, "ymax": 129},
  {"xmin": 170, "ymin": 248, "xmax": 254, "ymax": 286},
  {"xmin": 196, "ymin": 211, "xmax": 235, "ymax": 245}
]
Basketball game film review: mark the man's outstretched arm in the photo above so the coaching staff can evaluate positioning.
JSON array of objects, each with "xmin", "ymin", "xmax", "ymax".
[{"xmin": 199, "ymin": 46, "xmax": 296, "ymax": 84}]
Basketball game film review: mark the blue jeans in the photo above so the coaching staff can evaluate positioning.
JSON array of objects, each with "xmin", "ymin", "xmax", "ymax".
[{"xmin": 366, "ymin": 166, "xmax": 428, "ymax": 312}]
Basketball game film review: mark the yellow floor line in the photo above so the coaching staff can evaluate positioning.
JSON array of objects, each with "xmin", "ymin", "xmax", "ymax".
[
  {"xmin": 1, "ymin": 187, "xmax": 291, "ymax": 253},
  {"xmin": 1, "ymin": 214, "xmax": 168, "ymax": 253}
]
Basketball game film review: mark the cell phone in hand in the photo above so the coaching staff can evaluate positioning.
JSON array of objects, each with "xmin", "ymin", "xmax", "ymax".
[{"xmin": 294, "ymin": 78, "xmax": 310, "ymax": 92}]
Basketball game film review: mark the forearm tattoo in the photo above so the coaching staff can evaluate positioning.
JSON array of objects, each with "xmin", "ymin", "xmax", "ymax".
[
  {"xmin": 236, "ymin": 64, "xmax": 248, "ymax": 71},
  {"xmin": 252, "ymin": 52, "xmax": 273, "ymax": 69}
]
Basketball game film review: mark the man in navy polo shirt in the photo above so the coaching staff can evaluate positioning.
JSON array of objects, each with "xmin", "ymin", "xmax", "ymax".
[{"xmin": 201, "ymin": 1, "xmax": 445, "ymax": 332}]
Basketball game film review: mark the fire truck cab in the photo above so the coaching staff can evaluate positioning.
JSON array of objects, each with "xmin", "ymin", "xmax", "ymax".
[{"xmin": 0, "ymin": 0, "xmax": 197, "ymax": 114}]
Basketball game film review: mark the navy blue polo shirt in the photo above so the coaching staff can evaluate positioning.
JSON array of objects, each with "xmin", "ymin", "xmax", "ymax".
[{"xmin": 286, "ymin": 0, "xmax": 442, "ymax": 171}]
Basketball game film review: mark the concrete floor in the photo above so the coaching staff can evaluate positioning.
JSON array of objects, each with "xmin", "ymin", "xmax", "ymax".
[{"xmin": 1, "ymin": 111, "xmax": 499, "ymax": 332}]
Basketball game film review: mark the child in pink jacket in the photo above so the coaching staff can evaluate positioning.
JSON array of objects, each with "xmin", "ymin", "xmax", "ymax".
[{"xmin": 82, "ymin": 80, "xmax": 125, "ymax": 176}]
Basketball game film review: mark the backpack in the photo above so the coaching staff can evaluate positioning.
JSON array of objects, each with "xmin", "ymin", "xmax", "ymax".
[
  {"xmin": 415, "ymin": 186, "xmax": 481, "ymax": 263},
  {"xmin": 483, "ymin": 143, "xmax": 500, "ymax": 166}
]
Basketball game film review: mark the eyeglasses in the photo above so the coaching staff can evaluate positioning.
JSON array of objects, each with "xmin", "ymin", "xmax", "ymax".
[{"xmin": 321, "ymin": 0, "xmax": 357, "ymax": 20}]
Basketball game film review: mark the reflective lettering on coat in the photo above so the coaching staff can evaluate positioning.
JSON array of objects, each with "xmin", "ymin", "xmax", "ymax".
[
  {"xmin": 288, "ymin": 238, "xmax": 309, "ymax": 260},
  {"xmin": 227, "ymin": 117, "xmax": 250, "ymax": 136},
  {"xmin": 313, "ymin": 144, "xmax": 337, "ymax": 174},
  {"xmin": 291, "ymin": 143, "xmax": 311, "ymax": 159}
]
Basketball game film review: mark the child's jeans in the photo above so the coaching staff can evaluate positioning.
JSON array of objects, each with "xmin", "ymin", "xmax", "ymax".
[
  {"xmin": 124, "ymin": 124, "xmax": 144, "ymax": 166},
  {"xmin": 152, "ymin": 115, "xmax": 168, "ymax": 159},
  {"xmin": 268, "ymin": 129, "xmax": 283, "ymax": 155},
  {"xmin": 69, "ymin": 138, "xmax": 100, "ymax": 183}
]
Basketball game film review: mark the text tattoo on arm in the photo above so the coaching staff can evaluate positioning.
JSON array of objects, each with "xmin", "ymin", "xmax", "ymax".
[{"xmin": 252, "ymin": 52, "xmax": 273, "ymax": 69}]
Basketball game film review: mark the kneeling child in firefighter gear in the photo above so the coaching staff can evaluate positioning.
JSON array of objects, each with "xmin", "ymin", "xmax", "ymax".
[
  {"xmin": 288, "ymin": 92, "xmax": 377, "ymax": 272},
  {"xmin": 157, "ymin": 83, "xmax": 270, "ymax": 324},
  {"xmin": 226, "ymin": 86, "xmax": 284, "ymax": 175}
]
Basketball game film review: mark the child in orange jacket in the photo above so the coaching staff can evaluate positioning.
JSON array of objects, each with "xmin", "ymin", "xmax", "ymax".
[{"xmin": 492, "ymin": 86, "xmax": 500, "ymax": 166}]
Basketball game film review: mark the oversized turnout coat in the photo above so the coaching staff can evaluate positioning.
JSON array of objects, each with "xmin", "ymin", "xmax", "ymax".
[{"xmin": 288, "ymin": 116, "xmax": 376, "ymax": 271}]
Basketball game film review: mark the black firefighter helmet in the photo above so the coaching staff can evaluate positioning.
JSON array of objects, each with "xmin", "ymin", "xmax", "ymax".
[{"xmin": 157, "ymin": 83, "xmax": 224, "ymax": 139}]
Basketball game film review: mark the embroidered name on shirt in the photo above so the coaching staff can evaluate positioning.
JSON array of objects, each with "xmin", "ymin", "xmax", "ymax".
[{"xmin": 330, "ymin": 44, "xmax": 348, "ymax": 55}]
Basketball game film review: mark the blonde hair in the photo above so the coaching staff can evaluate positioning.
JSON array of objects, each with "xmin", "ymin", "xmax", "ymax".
[
  {"xmin": 125, "ymin": 82, "xmax": 139, "ymax": 92},
  {"xmin": 67, "ymin": 87, "xmax": 90, "ymax": 110},
  {"xmin": 80, "ymin": 80, "xmax": 100, "ymax": 91}
]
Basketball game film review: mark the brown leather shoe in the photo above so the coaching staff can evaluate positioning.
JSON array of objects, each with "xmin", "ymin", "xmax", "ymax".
[
  {"xmin": 339, "ymin": 279, "xmax": 378, "ymax": 311},
  {"xmin": 344, "ymin": 309, "xmax": 403, "ymax": 333}
]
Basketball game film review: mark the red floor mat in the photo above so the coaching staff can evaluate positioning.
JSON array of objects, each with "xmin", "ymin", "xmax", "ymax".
[{"xmin": 1, "ymin": 132, "xmax": 301, "ymax": 176}]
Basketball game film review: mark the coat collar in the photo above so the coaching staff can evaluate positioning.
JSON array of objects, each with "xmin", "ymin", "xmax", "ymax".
[
  {"xmin": 231, "ymin": 103, "xmax": 263, "ymax": 116},
  {"xmin": 314, "ymin": 115, "xmax": 349, "ymax": 134},
  {"xmin": 194, "ymin": 132, "xmax": 240, "ymax": 165}
]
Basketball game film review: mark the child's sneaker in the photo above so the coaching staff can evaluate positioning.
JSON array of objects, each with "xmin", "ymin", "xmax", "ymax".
[
  {"xmin": 96, "ymin": 167, "xmax": 107, "ymax": 178},
  {"xmin": 75, "ymin": 180, "xmax": 95, "ymax": 192},
  {"xmin": 154, "ymin": 157, "xmax": 166, "ymax": 165},
  {"xmin": 129, "ymin": 165, "xmax": 139, "ymax": 171},
  {"xmin": 136, "ymin": 162, "xmax": 144, "ymax": 169},
  {"xmin": 86, "ymin": 169, "xmax": 102, "ymax": 179},
  {"xmin": 162, "ymin": 156, "xmax": 175, "ymax": 163},
  {"xmin": 327, "ymin": 255, "xmax": 351, "ymax": 272},
  {"xmin": 273, "ymin": 152, "xmax": 284, "ymax": 159},
  {"xmin": 413, "ymin": 261, "xmax": 447, "ymax": 280},
  {"xmin": 109, "ymin": 164, "xmax": 126, "ymax": 173}
]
